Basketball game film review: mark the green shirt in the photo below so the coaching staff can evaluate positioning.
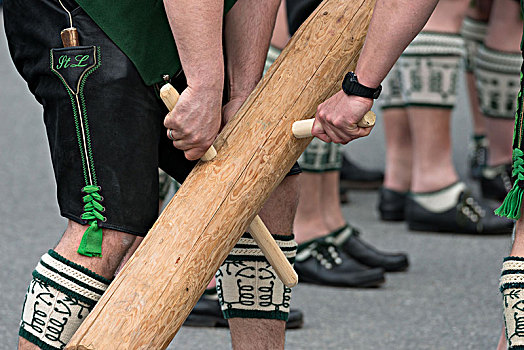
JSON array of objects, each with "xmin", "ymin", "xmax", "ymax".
[{"xmin": 76, "ymin": 0, "xmax": 237, "ymax": 86}]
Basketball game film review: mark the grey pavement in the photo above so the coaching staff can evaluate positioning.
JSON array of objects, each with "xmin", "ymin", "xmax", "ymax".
[{"xmin": 0, "ymin": 9, "xmax": 511, "ymax": 350}]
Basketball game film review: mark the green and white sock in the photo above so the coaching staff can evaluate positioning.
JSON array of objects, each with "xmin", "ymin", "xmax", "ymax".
[
  {"xmin": 19, "ymin": 250, "xmax": 110, "ymax": 350},
  {"xmin": 501, "ymin": 256, "xmax": 524, "ymax": 349},
  {"xmin": 216, "ymin": 233, "xmax": 296, "ymax": 321},
  {"xmin": 475, "ymin": 45, "xmax": 522, "ymax": 119}
]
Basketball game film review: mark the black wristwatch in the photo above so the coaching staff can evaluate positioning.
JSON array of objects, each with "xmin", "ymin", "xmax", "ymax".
[{"xmin": 341, "ymin": 71, "xmax": 382, "ymax": 99}]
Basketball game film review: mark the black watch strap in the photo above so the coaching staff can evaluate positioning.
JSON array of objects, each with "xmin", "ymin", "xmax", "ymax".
[{"xmin": 342, "ymin": 72, "xmax": 382, "ymax": 99}]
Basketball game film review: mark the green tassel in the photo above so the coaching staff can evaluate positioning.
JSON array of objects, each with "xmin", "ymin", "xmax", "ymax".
[
  {"xmin": 495, "ymin": 149, "xmax": 524, "ymax": 219},
  {"xmin": 77, "ymin": 221, "xmax": 103, "ymax": 257},
  {"xmin": 495, "ymin": 182, "xmax": 524, "ymax": 219},
  {"xmin": 77, "ymin": 185, "xmax": 105, "ymax": 257}
]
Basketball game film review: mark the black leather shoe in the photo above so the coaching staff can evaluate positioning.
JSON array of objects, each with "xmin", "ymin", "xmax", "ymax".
[
  {"xmin": 331, "ymin": 225, "xmax": 409, "ymax": 272},
  {"xmin": 378, "ymin": 187, "xmax": 407, "ymax": 221},
  {"xmin": 184, "ymin": 290, "xmax": 304, "ymax": 329},
  {"xmin": 480, "ymin": 164, "xmax": 513, "ymax": 201},
  {"xmin": 405, "ymin": 190, "xmax": 513, "ymax": 234},
  {"xmin": 295, "ymin": 238, "xmax": 385, "ymax": 287},
  {"xmin": 340, "ymin": 155, "xmax": 384, "ymax": 190},
  {"xmin": 469, "ymin": 135, "xmax": 488, "ymax": 180}
]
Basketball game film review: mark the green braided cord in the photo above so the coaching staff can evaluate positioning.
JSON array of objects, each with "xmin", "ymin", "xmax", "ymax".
[
  {"xmin": 78, "ymin": 47, "xmax": 102, "ymax": 186},
  {"xmin": 77, "ymin": 185, "xmax": 104, "ymax": 257},
  {"xmin": 495, "ymin": 149, "xmax": 524, "ymax": 219}
]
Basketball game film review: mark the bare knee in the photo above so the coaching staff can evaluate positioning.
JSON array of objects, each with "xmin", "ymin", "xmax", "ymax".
[
  {"xmin": 259, "ymin": 176, "xmax": 300, "ymax": 234},
  {"xmin": 54, "ymin": 220, "xmax": 137, "ymax": 279}
]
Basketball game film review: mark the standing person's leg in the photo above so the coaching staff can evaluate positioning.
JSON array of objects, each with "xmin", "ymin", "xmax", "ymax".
[
  {"xmin": 4, "ymin": 2, "xmax": 175, "ymax": 349},
  {"xmin": 227, "ymin": 175, "xmax": 299, "ymax": 349},
  {"xmin": 461, "ymin": 1, "xmax": 492, "ymax": 178},
  {"xmin": 378, "ymin": 58, "xmax": 412, "ymax": 221},
  {"xmin": 293, "ymin": 139, "xmax": 386, "ymax": 287},
  {"xmin": 476, "ymin": 0, "xmax": 523, "ymax": 201},
  {"xmin": 387, "ymin": 0, "xmax": 512, "ymax": 233},
  {"xmin": 321, "ymin": 169, "xmax": 410, "ymax": 272}
]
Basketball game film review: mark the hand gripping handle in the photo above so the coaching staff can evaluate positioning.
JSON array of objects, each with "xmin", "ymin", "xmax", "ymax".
[
  {"xmin": 292, "ymin": 111, "xmax": 376, "ymax": 139},
  {"xmin": 160, "ymin": 84, "xmax": 217, "ymax": 161}
]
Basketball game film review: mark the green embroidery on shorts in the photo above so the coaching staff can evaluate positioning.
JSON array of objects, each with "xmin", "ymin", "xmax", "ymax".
[
  {"xmin": 55, "ymin": 54, "xmax": 91, "ymax": 70},
  {"xmin": 77, "ymin": 47, "xmax": 102, "ymax": 185},
  {"xmin": 50, "ymin": 47, "xmax": 105, "ymax": 257},
  {"xmin": 50, "ymin": 50, "xmax": 89, "ymax": 185}
]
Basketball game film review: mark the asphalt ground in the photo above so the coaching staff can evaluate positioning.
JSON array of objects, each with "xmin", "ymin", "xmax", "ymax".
[{"xmin": 0, "ymin": 10, "xmax": 511, "ymax": 349}]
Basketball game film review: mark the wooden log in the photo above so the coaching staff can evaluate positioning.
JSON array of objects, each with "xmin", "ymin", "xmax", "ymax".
[
  {"xmin": 292, "ymin": 111, "xmax": 376, "ymax": 139},
  {"xmin": 66, "ymin": 0, "xmax": 376, "ymax": 348},
  {"xmin": 160, "ymin": 83, "xmax": 298, "ymax": 288}
]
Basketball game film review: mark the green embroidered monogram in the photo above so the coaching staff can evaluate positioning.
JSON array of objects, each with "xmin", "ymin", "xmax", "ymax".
[
  {"xmin": 56, "ymin": 54, "xmax": 91, "ymax": 70},
  {"xmin": 50, "ymin": 46, "xmax": 105, "ymax": 257}
]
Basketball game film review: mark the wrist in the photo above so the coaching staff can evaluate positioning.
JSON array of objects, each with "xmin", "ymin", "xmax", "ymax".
[{"xmin": 344, "ymin": 93, "xmax": 374, "ymax": 108}]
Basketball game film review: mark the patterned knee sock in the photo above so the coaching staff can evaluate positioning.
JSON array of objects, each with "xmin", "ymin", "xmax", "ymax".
[
  {"xmin": 19, "ymin": 250, "xmax": 111, "ymax": 350},
  {"xmin": 501, "ymin": 256, "xmax": 524, "ymax": 349},
  {"xmin": 216, "ymin": 233, "xmax": 297, "ymax": 321},
  {"xmin": 475, "ymin": 45, "xmax": 522, "ymax": 119}
]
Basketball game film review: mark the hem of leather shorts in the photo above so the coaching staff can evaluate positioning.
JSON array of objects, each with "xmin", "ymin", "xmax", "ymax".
[{"xmin": 61, "ymin": 212, "xmax": 148, "ymax": 237}]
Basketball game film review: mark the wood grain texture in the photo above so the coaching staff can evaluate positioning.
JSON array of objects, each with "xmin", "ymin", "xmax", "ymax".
[
  {"xmin": 66, "ymin": 0, "xmax": 375, "ymax": 348},
  {"xmin": 161, "ymin": 83, "xmax": 297, "ymax": 287}
]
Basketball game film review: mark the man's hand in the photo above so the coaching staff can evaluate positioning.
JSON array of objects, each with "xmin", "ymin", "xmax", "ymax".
[
  {"xmin": 164, "ymin": 86, "xmax": 222, "ymax": 160},
  {"xmin": 312, "ymin": 91, "xmax": 374, "ymax": 144}
]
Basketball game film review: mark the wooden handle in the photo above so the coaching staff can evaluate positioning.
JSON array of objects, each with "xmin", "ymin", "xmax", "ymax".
[
  {"xmin": 160, "ymin": 83, "xmax": 296, "ymax": 287},
  {"xmin": 61, "ymin": 28, "xmax": 79, "ymax": 47},
  {"xmin": 160, "ymin": 83, "xmax": 217, "ymax": 161},
  {"xmin": 292, "ymin": 110, "xmax": 376, "ymax": 139},
  {"xmin": 249, "ymin": 216, "xmax": 299, "ymax": 287}
]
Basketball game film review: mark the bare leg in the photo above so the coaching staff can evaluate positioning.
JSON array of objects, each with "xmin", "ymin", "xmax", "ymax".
[
  {"xmin": 322, "ymin": 171, "xmax": 347, "ymax": 232},
  {"xmin": 383, "ymin": 108, "xmax": 413, "ymax": 192},
  {"xmin": 19, "ymin": 220, "xmax": 135, "ymax": 350},
  {"xmin": 466, "ymin": 73, "xmax": 487, "ymax": 136},
  {"xmin": 408, "ymin": 107, "xmax": 459, "ymax": 192},
  {"xmin": 293, "ymin": 173, "xmax": 330, "ymax": 243},
  {"xmin": 229, "ymin": 176, "xmax": 299, "ymax": 350},
  {"xmin": 496, "ymin": 327, "xmax": 507, "ymax": 350},
  {"xmin": 229, "ymin": 319, "xmax": 285, "ymax": 350},
  {"xmin": 485, "ymin": 118, "xmax": 514, "ymax": 166}
]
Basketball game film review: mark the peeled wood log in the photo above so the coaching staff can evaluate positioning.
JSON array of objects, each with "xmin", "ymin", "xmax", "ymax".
[{"xmin": 66, "ymin": 0, "xmax": 376, "ymax": 348}]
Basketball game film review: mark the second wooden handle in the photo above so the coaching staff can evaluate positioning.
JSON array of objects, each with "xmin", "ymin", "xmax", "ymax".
[
  {"xmin": 160, "ymin": 83, "xmax": 297, "ymax": 287},
  {"xmin": 249, "ymin": 216, "xmax": 298, "ymax": 287},
  {"xmin": 292, "ymin": 110, "xmax": 376, "ymax": 139},
  {"xmin": 160, "ymin": 84, "xmax": 217, "ymax": 161}
]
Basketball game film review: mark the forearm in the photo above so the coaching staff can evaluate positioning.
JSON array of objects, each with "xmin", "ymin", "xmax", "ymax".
[
  {"xmin": 355, "ymin": 0, "xmax": 439, "ymax": 88},
  {"xmin": 224, "ymin": 0, "xmax": 281, "ymax": 99},
  {"xmin": 164, "ymin": 0, "xmax": 225, "ymax": 90}
]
